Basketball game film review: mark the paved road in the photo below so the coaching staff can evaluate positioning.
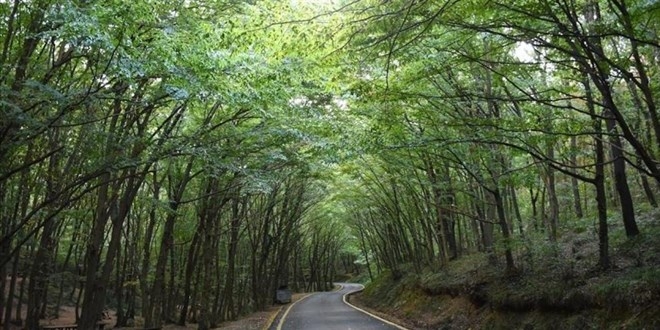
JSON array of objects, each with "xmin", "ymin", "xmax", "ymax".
[{"xmin": 275, "ymin": 283, "xmax": 404, "ymax": 330}]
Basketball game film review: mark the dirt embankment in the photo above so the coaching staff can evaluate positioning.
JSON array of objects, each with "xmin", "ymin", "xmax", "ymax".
[
  {"xmin": 350, "ymin": 225, "xmax": 660, "ymax": 330},
  {"xmin": 352, "ymin": 268, "xmax": 660, "ymax": 330}
]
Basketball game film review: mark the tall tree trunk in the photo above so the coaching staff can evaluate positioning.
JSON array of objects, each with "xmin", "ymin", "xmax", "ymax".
[
  {"xmin": 619, "ymin": 52, "xmax": 658, "ymax": 208},
  {"xmin": 26, "ymin": 222, "xmax": 57, "ymax": 329},
  {"xmin": 221, "ymin": 194, "xmax": 242, "ymax": 321},
  {"xmin": 425, "ymin": 159, "xmax": 449, "ymax": 264},
  {"xmin": 197, "ymin": 217, "xmax": 214, "ymax": 330},
  {"xmin": 477, "ymin": 189, "xmax": 495, "ymax": 262},
  {"xmin": 196, "ymin": 177, "xmax": 228, "ymax": 330},
  {"xmin": 54, "ymin": 220, "xmax": 78, "ymax": 319},
  {"xmin": 639, "ymin": 170, "xmax": 657, "ymax": 208},
  {"xmin": 584, "ymin": 74, "xmax": 610, "ymax": 269},
  {"xmin": 545, "ymin": 149, "xmax": 559, "ymax": 242},
  {"xmin": 26, "ymin": 133, "xmax": 62, "ymax": 330},
  {"xmin": 0, "ymin": 186, "xmax": 8, "ymax": 327},
  {"xmin": 356, "ymin": 224, "xmax": 374, "ymax": 282},
  {"xmin": 114, "ymin": 230, "xmax": 125, "ymax": 326},
  {"xmin": 509, "ymin": 185, "xmax": 524, "ymax": 237},
  {"xmin": 140, "ymin": 169, "xmax": 161, "ymax": 325},
  {"xmin": 493, "ymin": 188, "xmax": 515, "ymax": 273},
  {"xmin": 80, "ymin": 169, "xmax": 147, "ymax": 329},
  {"xmin": 15, "ymin": 250, "xmax": 29, "ymax": 325},
  {"xmin": 146, "ymin": 160, "xmax": 194, "ymax": 328},
  {"xmin": 3, "ymin": 250, "xmax": 20, "ymax": 329},
  {"xmin": 582, "ymin": 0, "xmax": 638, "ymax": 238},
  {"xmin": 442, "ymin": 164, "xmax": 458, "ymax": 260},
  {"xmin": 605, "ymin": 110, "xmax": 639, "ymax": 237},
  {"xmin": 529, "ymin": 186, "xmax": 539, "ymax": 231},
  {"xmin": 178, "ymin": 228, "xmax": 201, "ymax": 325},
  {"xmin": 610, "ymin": 0, "xmax": 660, "ymax": 158},
  {"xmin": 586, "ymin": 0, "xmax": 637, "ymax": 236},
  {"xmin": 570, "ymin": 136, "xmax": 584, "ymax": 218}
]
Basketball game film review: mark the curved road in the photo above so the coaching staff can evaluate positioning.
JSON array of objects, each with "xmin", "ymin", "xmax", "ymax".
[{"xmin": 275, "ymin": 283, "xmax": 406, "ymax": 330}]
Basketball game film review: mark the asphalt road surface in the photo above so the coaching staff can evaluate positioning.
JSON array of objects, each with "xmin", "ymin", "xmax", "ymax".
[{"xmin": 275, "ymin": 283, "xmax": 405, "ymax": 330}]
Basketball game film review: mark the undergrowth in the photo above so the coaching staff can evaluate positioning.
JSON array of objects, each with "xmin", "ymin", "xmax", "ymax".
[{"xmin": 358, "ymin": 209, "xmax": 660, "ymax": 329}]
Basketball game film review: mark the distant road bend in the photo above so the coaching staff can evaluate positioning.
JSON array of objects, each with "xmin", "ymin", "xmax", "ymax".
[{"xmin": 274, "ymin": 283, "xmax": 407, "ymax": 330}]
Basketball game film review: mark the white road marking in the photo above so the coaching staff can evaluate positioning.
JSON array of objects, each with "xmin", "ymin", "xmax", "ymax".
[
  {"xmin": 275, "ymin": 283, "xmax": 409, "ymax": 330},
  {"xmin": 275, "ymin": 293, "xmax": 316, "ymax": 330},
  {"xmin": 340, "ymin": 283, "xmax": 410, "ymax": 330}
]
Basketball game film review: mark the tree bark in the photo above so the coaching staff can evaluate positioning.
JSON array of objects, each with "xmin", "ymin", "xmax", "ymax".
[
  {"xmin": 178, "ymin": 227, "xmax": 202, "ymax": 325},
  {"xmin": 26, "ymin": 132, "xmax": 62, "ymax": 330},
  {"xmin": 493, "ymin": 188, "xmax": 515, "ymax": 273},
  {"xmin": 604, "ymin": 110, "xmax": 639, "ymax": 237},
  {"xmin": 570, "ymin": 136, "xmax": 583, "ymax": 218},
  {"xmin": 584, "ymin": 74, "xmax": 610, "ymax": 269},
  {"xmin": 146, "ymin": 160, "xmax": 194, "ymax": 328}
]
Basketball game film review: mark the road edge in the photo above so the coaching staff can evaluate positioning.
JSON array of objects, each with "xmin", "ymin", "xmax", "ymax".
[
  {"xmin": 340, "ymin": 283, "xmax": 410, "ymax": 330},
  {"xmin": 261, "ymin": 305, "xmax": 284, "ymax": 330},
  {"xmin": 272, "ymin": 293, "xmax": 315, "ymax": 330}
]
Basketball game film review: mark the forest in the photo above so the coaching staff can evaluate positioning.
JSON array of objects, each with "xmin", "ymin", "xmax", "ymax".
[{"xmin": 0, "ymin": 0, "xmax": 659, "ymax": 329}]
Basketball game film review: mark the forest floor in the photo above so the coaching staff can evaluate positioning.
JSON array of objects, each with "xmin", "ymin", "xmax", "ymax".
[
  {"xmin": 21, "ymin": 293, "xmax": 307, "ymax": 330},
  {"xmin": 351, "ymin": 208, "xmax": 660, "ymax": 329}
]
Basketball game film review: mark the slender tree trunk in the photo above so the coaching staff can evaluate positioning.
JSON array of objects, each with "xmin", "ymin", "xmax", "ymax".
[
  {"xmin": 640, "ymin": 171, "xmax": 657, "ymax": 207},
  {"xmin": 584, "ymin": 74, "xmax": 610, "ymax": 269},
  {"xmin": 197, "ymin": 217, "xmax": 214, "ymax": 330},
  {"xmin": 583, "ymin": 0, "xmax": 637, "ymax": 237},
  {"xmin": 610, "ymin": 0, "xmax": 660, "ymax": 158},
  {"xmin": 221, "ymin": 194, "xmax": 242, "ymax": 321},
  {"xmin": 468, "ymin": 201, "xmax": 482, "ymax": 252},
  {"xmin": 3, "ymin": 251, "xmax": 20, "ymax": 329},
  {"xmin": 545, "ymin": 151, "xmax": 559, "ymax": 242},
  {"xmin": 196, "ymin": 177, "xmax": 227, "ymax": 330},
  {"xmin": 80, "ymin": 170, "xmax": 147, "ymax": 329},
  {"xmin": 571, "ymin": 136, "xmax": 584, "ymax": 218},
  {"xmin": 356, "ymin": 224, "xmax": 374, "ymax": 282},
  {"xmin": 442, "ymin": 164, "xmax": 458, "ymax": 259},
  {"xmin": 509, "ymin": 185, "xmax": 524, "ymax": 237},
  {"xmin": 147, "ymin": 200, "xmax": 179, "ymax": 326},
  {"xmin": 493, "ymin": 188, "xmax": 515, "ymax": 273},
  {"xmin": 595, "ymin": 149, "xmax": 609, "ymax": 269},
  {"xmin": 178, "ymin": 228, "xmax": 201, "ymax": 325},
  {"xmin": 477, "ymin": 190, "xmax": 495, "ymax": 262},
  {"xmin": 167, "ymin": 246, "xmax": 177, "ymax": 323},
  {"xmin": 148, "ymin": 159, "xmax": 194, "ymax": 326},
  {"xmin": 605, "ymin": 110, "xmax": 639, "ymax": 237},
  {"xmin": 26, "ymin": 135, "xmax": 62, "ymax": 330},
  {"xmin": 424, "ymin": 159, "xmax": 449, "ymax": 264},
  {"xmin": 529, "ymin": 186, "xmax": 539, "ymax": 231},
  {"xmin": 16, "ymin": 254, "xmax": 28, "ymax": 325},
  {"xmin": 619, "ymin": 53, "xmax": 658, "ymax": 208},
  {"xmin": 140, "ymin": 169, "xmax": 160, "ymax": 325},
  {"xmin": 114, "ymin": 231, "xmax": 125, "ymax": 326},
  {"xmin": 0, "ymin": 259, "xmax": 4, "ymax": 326},
  {"xmin": 0, "ymin": 189, "xmax": 8, "ymax": 327},
  {"xmin": 54, "ymin": 220, "xmax": 77, "ymax": 318},
  {"xmin": 26, "ymin": 219, "xmax": 57, "ymax": 330}
]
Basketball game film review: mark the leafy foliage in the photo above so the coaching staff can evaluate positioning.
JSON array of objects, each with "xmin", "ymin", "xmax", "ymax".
[{"xmin": 0, "ymin": 0, "xmax": 659, "ymax": 328}]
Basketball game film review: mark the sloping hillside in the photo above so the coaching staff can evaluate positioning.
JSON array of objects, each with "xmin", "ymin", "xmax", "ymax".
[{"xmin": 353, "ymin": 212, "xmax": 660, "ymax": 329}]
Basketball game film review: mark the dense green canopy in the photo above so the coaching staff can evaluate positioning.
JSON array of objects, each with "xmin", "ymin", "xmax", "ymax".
[{"xmin": 0, "ymin": 0, "xmax": 658, "ymax": 328}]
